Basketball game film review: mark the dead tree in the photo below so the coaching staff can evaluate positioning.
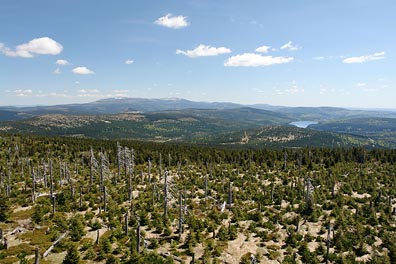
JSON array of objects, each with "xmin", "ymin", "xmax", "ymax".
[
  {"xmin": 116, "ymin": 142, "xmax": 121, "ymax": 182},
  {"xmin": 49, "ymin": 159, "xmax": 53, "ymax": 198},
  {"xmin": 163, "ymin": 170, "xmax": 168, "ymax": 221},
  {"xmin": 305, "ymin": 176, "xmax": 314, "ymax": 213},
  {"xmin": 103, "ymin": 186, "xmax": 107, "ymax": 212},
  {"xmin": 284, "ymin": 151, "xmax": 288, "ymax": 171},
  {"xmin": 52, "ymin": 194, "xmax": 56, "ymax": 215},
  {"xmin": 228, "ymin": 181, "xmax": 232, "ymax": 207},
  {"xmin": 204, "ymin": 173, "xmax": 208, "ymax": 200},
  {"xmin": 32, "ymin": 168, "xmax": 36, "ymax": 203},
  {"xmin": 178, "ymin": 193, "xmax": 183, "ymax": 241},
  {"xmin": 79, "ymin": 185, "xmax": 83, "ymax": 208},
  {"xmin": 177, "ymin": 161, "xmax": 181, "ymax": 179},
  {"xmin": 34, "ymin": 246, "xmax": 40, "ymax": 264},
  {"xmin": 148, "ymin": 158, "xmax": 152, "ymax": 183},
  {"xmin": 124, "ymin": 211, "xmax": 129, "ymax": 236},
  {"xmin": 43, "ymin": 160, "xmax": 47, "ymax": 189},
  {"xmin": 89, "ymin": 147, "xmax": 98, "ymax": 191},
  {"xmin": 159, "ymin": 153, "xmax": 162, "ymax": 180},
  {"xmin": 136, "ymin": 221, "xmax": 141, "ymax": 253},
  {"xmin": 325, "ymin": 223, "xmax": 332, "ymax": 264}
]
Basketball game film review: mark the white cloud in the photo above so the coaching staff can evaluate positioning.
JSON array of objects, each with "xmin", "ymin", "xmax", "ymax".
[
  {"xmin": 224, "ymin": 53, "xmax": 294, "ymax": 67},
  {"xmin": 1, "ymin": 37, "xmax": 63, "ymax": 58},
  {"xmin": 56, "ymin": 59, "xmax": 69, "ymax": 65},
  {"xmin": 154, "ymin": 13, "xmax": 189, "ymax": 29},
  {"xmin": 356, "ymin": 82, "xmax": 366, "ymax": 87},
  {"xmin": 13, "ymin": 89, "xmax": 33, "ymax": 97},
  {"xmin": 313, "ymin": 56, "xmax": 325, "ymax": 60},
  {"xmin": 72, "ymin": 66, "xmax": 94, "ymax": 75},
  {"xmin": 343, "ymin": 51, "xmax": 385, "ymax": 64},
  {"xmin": 363, "ymin": 88, "xmax": 379, "ymax": 92},
  {"xmin": 53, "ymin": 68, "xmax": 61, "ymax": 74},
  {"xmin": 176, "ymin": 44, "xmax": 231, "ymax": 58},
  {"xmin": 125, "ymin": 59, "xmax": 134, "ymax": 65},
  {"xmin": 280, "ymin": 41, "xmax": 301, "ymax": 51},
  {"xmin": 255, "ymin": 45, "xmax": 271, "ymax": 53},
  {"xmin": 78, "ymin": 89, "xmax": 99, "ymax": 94}
]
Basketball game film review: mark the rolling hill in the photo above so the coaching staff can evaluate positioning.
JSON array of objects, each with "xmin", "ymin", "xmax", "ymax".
[{"xmin": 1, "ymin": 97, "xmax": 396, "ymax": 148}]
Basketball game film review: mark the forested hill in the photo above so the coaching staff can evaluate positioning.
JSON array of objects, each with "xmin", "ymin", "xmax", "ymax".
[
  {"xmin": 1, "ymin": 97, "xmax": 396, "ymax": 120},
  {"xmin": 1, "ymin": 97, "xmax": 396, "ymax": 148},
  {"xmin": 0, "ymin": 110, "xmax": 383, "ymax": 148}
]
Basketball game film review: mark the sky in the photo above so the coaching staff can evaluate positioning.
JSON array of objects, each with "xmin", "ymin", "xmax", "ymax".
[{"xmin": 0, "ymin": 0, "xmax": 395, "ymax": 108}]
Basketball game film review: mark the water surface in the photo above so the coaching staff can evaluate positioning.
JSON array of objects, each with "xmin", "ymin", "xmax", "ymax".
[{"xmin": 290, "ymin": 121, "xmax": 318, "ymax": 128}]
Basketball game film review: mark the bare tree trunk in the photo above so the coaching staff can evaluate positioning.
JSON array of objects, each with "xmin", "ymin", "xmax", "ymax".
[
  {"xmin": 32, "ymin": 169, "xmax": 36, "ymax": 203},
  {"xmin": 90, "ymin": 148, "xmax": 94, "ymax": 191},
  {"xmin": 148, "ymin": 158, "xmax": 151, "ymax": 183},
  {"xmin": 50, "ymin": 159, "xmax": 53, "ymax": 198},
  {"xmin": 178, "ymin": 193, "xmax": 183, "ymax": 241},
  {"xmin": 103, "ymin": 186, "xmax": 107, "ymax": 212},
  {"xmin": 228, "ymin": 181, "xmax": 232, "ymax": 207},
  {"xmin": 177, "ymin": 161, "xmax": 181, "ymax": 179},
  {"xmin": 124, "ymin": 211, "xmax": 129, "ymax": 236},
  {"xmin": 34, "ymin": 247, "xmax": 40, "ymax": 264},
  {"xmin": 43, "ymin": 161, "xmax": 47, "ymax": 189},
  {"xmin": 325, "ymin": 223, "xmax": 331, "ymax": 264},
  {"xmin": 52, "ymin": 194, "xmax": 56, "ymax": 215},
  {"xmin": 163, "ymin": 170, "xmax": 168, "ymax": 221},
  {"xmin": 136, "ymin": 222, "xmax": 140, "ymax": 253},
  {"xmin": 79, "ymin": 185, "xmax": 83, "ymax": 208},
  {"xmin": 284, "ymin": 151, "xmax": 288, "ymax": 171},
  {"xmin": 159, "ymin": 153, "xmax": 162, "ymax": 181}
]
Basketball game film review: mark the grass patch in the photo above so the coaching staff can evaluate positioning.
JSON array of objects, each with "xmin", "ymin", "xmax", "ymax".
[
  {"xmin": 2, "ymin": 243, "xmax": 34, "ymax": 257},
  {"xmin": 20, "ymin": 229, "xmax": 52, "ymax": 254},
  {"xmin": 11, "ymin": 207, "xmax": 34, "ymax": 220},
  {"xmin": 0, "ymin": 256, "xmax": 19, "ymax": 264}
]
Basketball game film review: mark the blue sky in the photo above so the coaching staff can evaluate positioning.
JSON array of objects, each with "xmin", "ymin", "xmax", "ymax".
[{"xmin": 1, "ymin": 0, "xmax": 395, "ymax": 108}]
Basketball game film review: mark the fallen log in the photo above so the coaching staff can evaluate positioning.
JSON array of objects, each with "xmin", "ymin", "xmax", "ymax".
[{"xmin": 43, "ymin": 231, "xmax": 69, "ymax": 258}]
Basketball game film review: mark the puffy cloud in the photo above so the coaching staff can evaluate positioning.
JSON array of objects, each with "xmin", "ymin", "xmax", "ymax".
[
  {"xmin": 343, "ymin": 51, "xmax": 385, "ymax": 64},
  {"xmin": 280, "ymin": 41, "xmax": 301, "ymax": 51},
  {"xmin": 176, "ymin": 44, "xmax": 231, "ymax": 58},
  {"xmin": 72, "ymin": 66, "xmax": 94, "ymax": 75},
  {"xmin": 78, "ymin": 89, "xmax": 99, "ymax": 93},
  {"xmin": 53, "ymin": 68, "xmax": 61, "ymax": 74},
  {"xmin": 13, "ymin": 89, "xmax": 33, "ymax": 97},
  {"xmin": 125, "ymin": 59, "xmax": 134, "ymax": 65},
  {"xmin": 56, "ymin": 59, "xmax": 69, "ymax": 65},
  {"xmin": 224, "ymin": 53, "xmax": 293, "ymax": 67},
  {"xmin": 1, "ymin": 37, "xmax": 63, "ymax": 58},
  {"xmin": 154, "ymin": 13, "xmax": 189, "ymax": 29},
  {"xmin": 255, "ymin": 45, "xmax": 271, "ymax": 53},
  {"xmin": 356, "ymin": 82, "xmax": 367, "ymax": 87}
]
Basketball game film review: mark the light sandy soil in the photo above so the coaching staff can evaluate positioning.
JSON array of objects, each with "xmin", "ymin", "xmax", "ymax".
[
  {"xmin": 351, "ymin": 191, "xmax": 371, "ymax": 199},
  {"xmin": 220, "ymin": 233, "xmax": 261, "ymax": 263},
  {"xmin": 84, "ymin": 227, "xmax": 108, "ymax": 241},
  {"xmin": 13, "ymin": 205, "xmax": 33, "ymax": 213}
]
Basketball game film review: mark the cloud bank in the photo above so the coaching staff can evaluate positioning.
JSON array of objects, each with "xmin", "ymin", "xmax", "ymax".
[
  {"xmin": 176, "ymin": 44, "xmax": 231, "ymax": 58},
  {"xmin": 343, "ymin": 51, "xmax": 385, "ymax": 64},
  {"xmin": 1, "ymin": 37, "xmax": 63, "ymax": 58},
  {"xmin": 224, "ymin": 53, "xmax": 293, "ymax": 67},
  {"xmin": 155, "ymin": 14, "xmax": 189, "ymax": 29},
  {"xmin": 72, "ymin": 66, "xmax": 95, "ymax": 75}
]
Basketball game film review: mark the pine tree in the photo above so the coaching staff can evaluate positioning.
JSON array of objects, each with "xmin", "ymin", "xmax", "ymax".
[
  {"xmin": 0, "ymin": 196, "xmax": 10, "ymax": 222},
  {"xmin": 63, "ymin": 244, "xmax": 80, "ymax": 264}
]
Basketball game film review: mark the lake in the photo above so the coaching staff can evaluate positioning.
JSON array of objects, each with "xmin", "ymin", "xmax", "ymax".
[{"xmin": 290, "ymin": 121, "xmax": 318, "ymax": 128}]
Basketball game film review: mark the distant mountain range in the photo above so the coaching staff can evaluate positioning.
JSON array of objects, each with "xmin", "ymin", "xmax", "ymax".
[{"xmin": 1, "ymin": 97, "xmax": 396, "ymax": 148}]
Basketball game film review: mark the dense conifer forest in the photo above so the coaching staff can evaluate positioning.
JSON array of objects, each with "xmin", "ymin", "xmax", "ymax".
[{"xmin": 0, "ymin": 133, "xmax": 396, "ymax": 263}]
